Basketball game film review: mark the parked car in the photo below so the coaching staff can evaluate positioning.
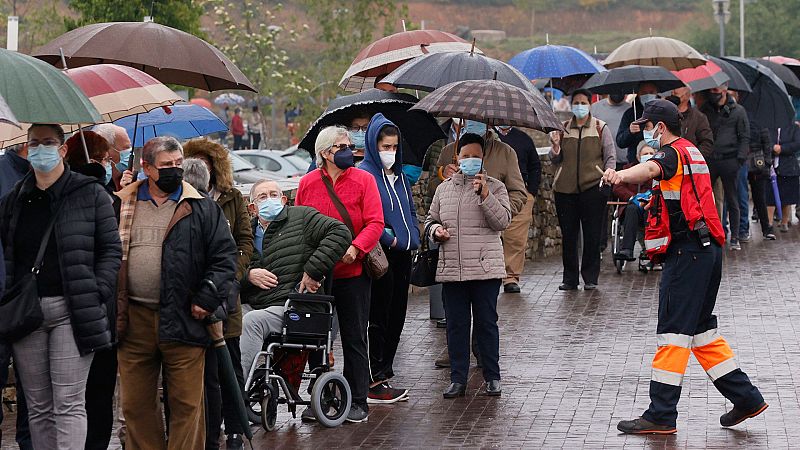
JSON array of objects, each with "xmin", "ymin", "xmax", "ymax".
[
  {"xmin": 283, "ymin": 144, "xmax": 312, "ymax": 164},
  {"xmin": 234, "ymin": 150, "xmax": 305, "ymax": 178},
  {"xmin": 229, "ymin": 150, "xmax": 282, "ymax": 185}
]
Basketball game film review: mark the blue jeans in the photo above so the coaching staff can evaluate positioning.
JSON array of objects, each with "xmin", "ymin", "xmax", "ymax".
[{"xmin": 723, "ymin": 165, "xmax": 750, "ymax": 236}]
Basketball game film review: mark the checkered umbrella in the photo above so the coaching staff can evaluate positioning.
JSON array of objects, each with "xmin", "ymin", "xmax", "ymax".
[{"xmin": 410, "ymin": 79, "xmax": 563, "ymax": 133}]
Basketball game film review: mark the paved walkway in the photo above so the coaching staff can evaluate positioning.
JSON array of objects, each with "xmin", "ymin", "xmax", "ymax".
[{"xmin": 3, "ymin": 224, "xmax": 799, "ymax": 449}]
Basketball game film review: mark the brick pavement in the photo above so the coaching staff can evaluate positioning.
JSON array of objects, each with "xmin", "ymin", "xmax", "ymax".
[{"xmin": 3, "ymin": 225, "xmax": 799, "ymax": 449}]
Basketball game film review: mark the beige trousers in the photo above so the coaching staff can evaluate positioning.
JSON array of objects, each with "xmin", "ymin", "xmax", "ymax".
[{"xmin": 502, "ymin": 193, "xmax": 535, "ymax": 285}]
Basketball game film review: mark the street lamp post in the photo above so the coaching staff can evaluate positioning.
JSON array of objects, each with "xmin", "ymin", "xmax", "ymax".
[{"xmin": 712, "ymin": 0, "xmax": 731, "ymax": 56}]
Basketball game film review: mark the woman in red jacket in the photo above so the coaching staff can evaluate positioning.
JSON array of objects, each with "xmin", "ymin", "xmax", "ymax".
[{"xmin": 295, "ymin": 125, "xmax": 384, "ymax": 423}]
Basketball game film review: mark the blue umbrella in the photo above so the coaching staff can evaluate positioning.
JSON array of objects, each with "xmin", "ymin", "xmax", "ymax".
[
  {"xmin": 509, "ymin": 45, "xmax": 606, "ymax": 80},
  {"xmin": 114, "ymin": 104, "xmax": 228, "ymax": 147}
]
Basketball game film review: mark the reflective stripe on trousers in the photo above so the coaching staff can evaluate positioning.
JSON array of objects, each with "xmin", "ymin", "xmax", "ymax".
[{"xmin": 651, "ymin": 329, "xmax": 739, "ymax": 386}]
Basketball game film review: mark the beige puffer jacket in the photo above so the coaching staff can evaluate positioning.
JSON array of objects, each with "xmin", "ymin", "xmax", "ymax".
[{"xmin": 425, "ymin": 173, "xmax": 511, "ymax": 282}]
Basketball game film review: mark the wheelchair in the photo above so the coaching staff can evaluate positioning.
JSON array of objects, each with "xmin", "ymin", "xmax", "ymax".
[
  {"xmin": 243, "ymin": 292, "xmax": 351, "ymax": 431},
  {"xmin": 609, "ymin": 201, "xmax": 653, "ymax": 274}
]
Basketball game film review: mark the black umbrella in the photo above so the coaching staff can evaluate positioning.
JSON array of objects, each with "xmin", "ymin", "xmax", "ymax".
[
  {"xmin": 207, "ymin": 321, "xmax": 254, "ymax": 442},
  {"xmin": 376, "ymin": 51, "xmax": 536, "ymax": 93},
  {"xmin": 298, "ymin": 89, "xmax": 446, "ymax": 164},
  {"xmin": 706, "ymin": 56, "xmax": 752, "ymax": 92},
  {"xmin": 756, "ymin": 59, "xmax": 800, "ymax": 96},
  {"xmin": 721, "ymin": 56, "xmax": 796, "ymax": 132},
  {"xmin": 582, "ymin": 65, "xmax": 684, "ymax": 95}
]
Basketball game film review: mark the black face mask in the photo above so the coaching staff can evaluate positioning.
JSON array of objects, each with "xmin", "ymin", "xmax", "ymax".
[
  {"xmin": 706, "ymin": 92, "xmax": 723, "ymax": 106},
  {"xmin": 155, "ymin": 167, "xmax": 183, "ymax": 194},
  {"xmin": 609, "ymin": 94, "xmax": 626, "ymax": 103},
  {"xmin": 665, "ymin": 95, "xmax": 681, "ymax": 107}
]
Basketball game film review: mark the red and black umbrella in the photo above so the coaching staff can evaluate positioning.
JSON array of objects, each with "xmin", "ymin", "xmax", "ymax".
[{"xmin": 672, "ymin": 61, "xmax": 730, "ymax": 92}]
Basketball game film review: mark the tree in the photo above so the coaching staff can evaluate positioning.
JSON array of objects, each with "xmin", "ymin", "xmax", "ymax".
[
  {"xmin": 0, "ymin": 0, "xmax": 66, "ymax": 53},
  {"xmin": 65, "ymin": 0, "xmax": 205, "ymax": 36}
]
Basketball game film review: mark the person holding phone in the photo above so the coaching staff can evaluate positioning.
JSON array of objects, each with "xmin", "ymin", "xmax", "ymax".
[{"xmin": 425, "ymin": 133, "xmax": 511, "ymax": 399}]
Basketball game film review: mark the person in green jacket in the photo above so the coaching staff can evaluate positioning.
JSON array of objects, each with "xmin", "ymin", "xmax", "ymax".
[{"xmin": 239, "ymin": 179, "xmax": 351, "ymax": 379}]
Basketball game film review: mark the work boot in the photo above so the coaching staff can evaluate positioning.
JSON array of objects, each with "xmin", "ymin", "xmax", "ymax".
[
  {"xmin": 503, "ymin": 282, "xmax": 521, "ymax": 293},
  {"xmin": 614, "ymin": 248, "xmax": 636, "ymax": 261},
  {"xmin": 617, "ymin": 417, "xmax": 677, "ymax": 435},
  {"xmin": 720, "ymin": 402, "xmax": 768, "ymax": 427}
]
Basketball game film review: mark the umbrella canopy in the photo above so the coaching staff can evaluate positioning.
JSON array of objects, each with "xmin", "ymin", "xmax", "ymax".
[
  {"xmin": 671, "ymin": 61, "xmax": 730, "ymax": 92},
  {"xmin": 604, "ymin": 36, "xmax": 707, "ymax": 71},
  {"xmin": 756, "ymin": 59, "xmax": 800, "ymax": 96},
  {"xmin": 509, "ymin": 45, "xmax": 606, "ymax": 80},
  {"xmin": 114, "ymin": 104, "xmax": 227, "ymax": 147},
  {"xmin": 299, "ymin": 89, "xmax": 445, "ymax": 164},
  {"xmin": 65, "ymin": 64, "xmax": 182, "ymax": 122},
  {"xmin": 722, "ymin": 57, "xmax": 795, "ymax": 132},
  {"xmin": 0, "ymin": 95, "xmax": 19, "ymax": 128},
  {"xmin": 339, "ymin": 30, "xmax": 481, "ymax": 92},
  {"xmin": 214, "ymin": 93, "xmax": 246, "ymax": 105},
  {"xmin": 376, "ymin": 51, "xmax": 536, "ymax": 93},
  {"xmin": 705, "ymin": 56, "xmax": 752, "ymax": 92},
  {"xmin": 763, "ymin": 55, "xmax": 800, "ymax": 78},
  {"xmin": 33, "ymin": 22, "xmax": 255, "ymax": 92},
  {"xmin": 190, "ymin": 98, "xmax": 213, "ymax": 109},
  {"xmin": 583, "ymin": 65, "xmax": 684, "ymax": 95},
  {"xmin": 410, "ymin": 79, "xmax": 562, "ymax": 132}
]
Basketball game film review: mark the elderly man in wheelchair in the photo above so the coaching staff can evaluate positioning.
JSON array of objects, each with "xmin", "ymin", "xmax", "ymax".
[
  {"xmin": 239, "ymin": 179, "xmax": 352, "ymax": 430},
  {"xmin": 612, "ymin": 142, "xmax": 656, "ymax": 269}
]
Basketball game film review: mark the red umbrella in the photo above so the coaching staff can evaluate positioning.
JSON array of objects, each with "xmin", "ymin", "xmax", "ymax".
[
  {"xmin": 190, "ymin": 97, "xmax": 213, "ymax": 109},
  {"xmin": 339, "ymin": 30, "xmax": 482, "ymax": 92},
  {"xmin": 671, "ymin": 61, "xmax": 730, "ymax": 92}
]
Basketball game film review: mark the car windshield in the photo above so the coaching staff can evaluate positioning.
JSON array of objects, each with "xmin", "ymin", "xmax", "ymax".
[{"xmin": 229, "ymin": 151, "xmax": 257, "ymax": 172}]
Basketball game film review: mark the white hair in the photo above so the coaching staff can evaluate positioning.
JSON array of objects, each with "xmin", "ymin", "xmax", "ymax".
[
  {"xmin": 314, "ymin": 125, "xmax": 349, "ymax": 168},
  {"xmin": 182, "ymin": 157, "xmax": 210, "ymax": 192},
  {"xmin": 93, "ymin": 123, "xmax": 126, "ymax": 147}
]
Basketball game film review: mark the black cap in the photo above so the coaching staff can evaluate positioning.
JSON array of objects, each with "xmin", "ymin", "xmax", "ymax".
[{"xmin": 633, "ymin": 99, "xmax": 680, "ymax": 127}]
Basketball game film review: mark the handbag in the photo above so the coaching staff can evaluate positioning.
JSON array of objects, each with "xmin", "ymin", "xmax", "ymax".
[
  {"xmin": 410, "ymin": 223, "xmax": 439, "ymax": 287},
  {"xmin": 0, "ymin": 207, "xmax": 61, "ymax": 343},
  {"xmin": 749, "ymin": 150, "xmax": 768, "ymax": 176},
  {"xmin": 320, "ymin": 175, "xmax": 389, "ymax": 279}
]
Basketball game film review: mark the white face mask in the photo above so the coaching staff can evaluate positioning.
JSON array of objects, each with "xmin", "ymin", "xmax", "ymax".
[
  {"xmin": 640, "ymin": 154, "xmax": 653, "ymax": 163},
  {"xmin": 379, "ymin": 151, "xmax": 396, "ymax": 170}
]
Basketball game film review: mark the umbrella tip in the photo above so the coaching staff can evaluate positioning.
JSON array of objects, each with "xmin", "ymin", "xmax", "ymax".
[
  {"xmin": 470, "ymin": 38, "xmax": 476, "ymax": 55},
  {"xmin": 546, "ymin": 33, "xmax": 549, "ymax": 45},
  {"xmin": 649, "ymin": 28, "xmax": 653, "ymax": 37}
]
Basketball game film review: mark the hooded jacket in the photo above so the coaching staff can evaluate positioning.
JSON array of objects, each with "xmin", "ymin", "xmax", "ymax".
[{"xmin": 359, "ymin": 113, "xmax": 420, "ymax": 252}]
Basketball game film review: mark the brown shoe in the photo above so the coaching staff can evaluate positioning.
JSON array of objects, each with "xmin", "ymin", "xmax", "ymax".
[
  {"xmin": 434, "ymin": 355, "xmax": 450, "ymax": 368},
  {"xmin": 617, "ymin": 417, "xmax": 677, "ymax": 435}
]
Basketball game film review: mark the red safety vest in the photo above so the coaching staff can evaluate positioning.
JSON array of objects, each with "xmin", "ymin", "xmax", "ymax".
[{"xmin": 644, "ymin": 138, "xmax": 725, "ymax": 261}]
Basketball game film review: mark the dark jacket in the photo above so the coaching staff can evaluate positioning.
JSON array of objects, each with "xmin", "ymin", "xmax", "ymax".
[
  {"xmin": 498, "ymin": 127, "xmax": 542, "ymax": 196},
  {"xmin": 774, "ymin": 123, "xmax": 800, "ymax": 177},
  {"xmin": 700, "ymin": 97, "xmax": 750, "ymax": 162},
  {"xmin": 747, "ymin": 115, "xmax": 773, "ymax": 176},
  {"xmin": 114, "ymin": 180, "xmax": 237, "ymax": 347},
  {"xmin": 360, "ymin": 113, "xmax": 421, "ymax": 251},
  {"xmin": 0, "ymin": 148, "xmax": 29, "ymax": 200},
  {"xmin": 680, "ymin": 106, "xmax": 715, "ymax": 159},
  {"xmin": 0, "ymin": 237, "xmax": 4, "ymax": 299},
  {"xmin": 1, "ymin": 168, "xmax": 121, "ymax": 354},
  {"xmin": 616, "ymin": 99, "xmax": 645, "ymax": 164},
  {"xmin": 241, "ymin": 206, "xmax": 350, "ymax": 309}
]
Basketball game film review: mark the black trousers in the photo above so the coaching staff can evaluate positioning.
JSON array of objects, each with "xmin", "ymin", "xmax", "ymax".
[
  {"xmin": 555, "ymin": 186, "xmax": 607, "ymax": 286},
  {"xmin": 621, "ymin": 203, "xmax": 645, "ymax": 253},
  {"xmin": 250, "ymin": 133, "xmax": 262, "ymax": 150},
  {"xmin": 233, "ymin": 134, "xmax": 245, "ymax": 150},
  {"xmin": 642, "ymin": 239, "xmax": 763, "ymax": 427},
  {"xmin": 369, "ymin": 248, "xmax": 412, "ymax": 382},
  {"xmin": 443, "ymin": 280, "xmax": 501, "ymax": 385},
  {"xmin": 329, "ymin": 274, "xmax": 371, "ymax": 409},
  {"xmin": 0, "ymin": 345, "xmax": 32, "ymax": 450},
  {"xmin": 709, "ymin": 158, "xmax": 741, "ymax": 240},
  {"xmin": 84, "ymin": 347, "xmax": 118, "ymax": 450},
  {"xmin": 748, "ymin": 174, "xmax": 771, "ymax": 234},
  {"xmin": 205, "ymin": 336, "xmax": 245, "ymax": 449}
]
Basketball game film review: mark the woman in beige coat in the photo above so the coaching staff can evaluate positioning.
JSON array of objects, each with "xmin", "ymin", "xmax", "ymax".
[{"xmin": 425, "ymin": 133, "xmax": 512, "ymax": 399}]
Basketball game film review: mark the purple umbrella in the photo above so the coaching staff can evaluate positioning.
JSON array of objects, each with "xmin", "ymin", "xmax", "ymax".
[{"xmin": 772, "ymin": 128, "xmax": 784, "ymax": 220}]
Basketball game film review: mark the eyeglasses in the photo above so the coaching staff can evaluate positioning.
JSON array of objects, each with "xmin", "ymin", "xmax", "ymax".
[
  {"xmin": 347, "ymin": 125, "xmax": 368, "ymax": 133},
  {"xmin": 90, "ymin": 157, "xmax": 114, "ymax": 165},
  {"xmin": 328, "ymin": 143, "xmax": 356, "ymax": 153},
  {"xmin": 27, "ymin": 139, "xmax": 61, "ymax": 147},
  {"xmin": 253, "ymin": 192, "xmax": 282, "ymax": 203}
]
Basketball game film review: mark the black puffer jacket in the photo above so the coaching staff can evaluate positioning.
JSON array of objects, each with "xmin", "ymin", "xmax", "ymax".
[
  {"xmin": 241, "ymin": 206, "xmax": 350, "ymax": 310},
  {"xmin": 0, "ymin": 168, "xmax": 121, "ymax": 354},
  {"xmin": 700, "ymin": 96, "xmax": 750, "ymax": 162}
]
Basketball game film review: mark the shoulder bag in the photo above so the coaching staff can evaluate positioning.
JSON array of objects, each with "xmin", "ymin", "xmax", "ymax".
[
  {"xmin": 320, "ymin": 175, "xmax": 388, "ymax": 279},
  {"xmin": 410, "ymin": 223, "xmax": 439, "ymax": 287}
]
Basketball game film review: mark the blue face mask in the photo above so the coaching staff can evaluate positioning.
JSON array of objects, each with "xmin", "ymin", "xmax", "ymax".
[
  {"xmin": 258, "ymin": 197, "xmax": 285, "ymax": 221},
  {"xmin": 349, "ymin": 130, "xmax": 366, "ymax": 150},
  {"xmin": 116, "ymin": 148, "xmax": 132, "ymax": 172},
  {"xmin": 639, "ymin": 94, "xmax": 658, "ymax": 105},
  {"xmin": 137, "ymin": 171, "xmax": 148, "ymax": 181},
  {"xmin": 104, "ymin": 162, "xmax": 113, "ymax": 185},
  {"xmin": 464, "ymin": 120, "xmax": 486, "ymax": 136},
  {"xmin": 643, "ymin": 124, "xmax": 662, "ymax": 149},
  {"xmin": 639, "ymin": 154, "xmax": 653, "ymax": 163},
  {"xmin": 402, "ymin": 164, "xmax": 422, "ymax": 185},
  {"xmin": 572, "ymin": 104, "xmax": 590, "ymax": 119},
  {"xmin": 28, "ymin": 145, "xmax": 62, "ymax": 172},
  {"xmin": 459, "ymin": 157, "xmax": 482, "ymax": 176}
]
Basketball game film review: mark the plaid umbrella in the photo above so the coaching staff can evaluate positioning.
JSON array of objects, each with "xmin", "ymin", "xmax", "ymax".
[
  {"xmin": 409, "ymin": 79, "xmax": 562, "ymax": 133},
  {"xmin": 604, "ymin": 36, "xmax": 707, "ymax": 71}
]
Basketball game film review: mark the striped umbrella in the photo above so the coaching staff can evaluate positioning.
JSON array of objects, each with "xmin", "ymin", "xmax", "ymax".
[
  {"xmin": 604, "ymin": 36, "xmax": 707, "ymax": 71},
  {"xmin": 339, "ymin": 30, "xmax": 482, "ymax": 92},
  {"xmin": 671, "ymin": 61, "xmax": 730, "ymax": 92}
]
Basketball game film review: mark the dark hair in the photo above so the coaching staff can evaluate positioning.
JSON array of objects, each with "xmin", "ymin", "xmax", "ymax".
[
  {"xmin": 571, "ymin": 89, "xmax": 593, "ymax": 102},
  {"xmin": 252, "ymin": 105, "xmax": 259, "ymax": 112},
  {"xmin": 350, "ymin": 110, "xmax": 372, "ymax": 122},
  {"xmin": 28, "ymin": 123, "xmax": 66, "ymax": 145},
  {"xmin": 377, "ymin": 125, "xmax": 399, "ymax": 143},
  {"xmin": 457, "ymin": 133, "xmax": 484, "ymax": 153},
  {"xmin": 664, "ymin": 121, "xmax": 682, "ymax": 136},
  {"xmin": 65, "ymin": 130, "xmax": 112, "ymax": 166}
]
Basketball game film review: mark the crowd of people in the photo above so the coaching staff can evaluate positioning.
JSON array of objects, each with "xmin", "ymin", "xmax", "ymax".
[{"xmin": 0, "ymin": 77, "xmax": 794, "ymax": 447}]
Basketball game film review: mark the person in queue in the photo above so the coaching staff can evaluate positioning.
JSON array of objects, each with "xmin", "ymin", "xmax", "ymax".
[
  {"xmin": 182, "ymin": 139, "xmax": 254, "ymax": 450},
  {"xmin": 613, "ymin": 142, "xmax": 656, "ymax": 261},
  {"xmin": 114, "ymin": 136, "xmax": 237, "ymax": 450},
  {"xmin": 425, "ymin": 132, "xmax": 511, "ymax": 398},
  {"xmin": 65, "ymin": 131, "xmax": 115, "ymax": 190},
  {"xmin": 617, "ymin": 82, "xmax": 660, "ymax": 164},
  {"xmin": 603, "ymin": 100, "xmax": 767, "ymax": 435},
  {"xmin": 294, "ymin": 125, "xmax": 384, "ymax": 423},
  {"xmin": 93, "ymin": 123, "xmax": 134, "ymax": 189},
  {"xmin": 745, "ymin": 114, "xmax": 776, "ymax": 240},
  {"xmin": 549, "ymin": 88, "xmax": 616, "ymax": 290},
  {"xmin": 360, "ymin": 113, "xmax": 419, "ymax": 404},
  {"xmin": 766, "ymin": 121, "xmax": 800, "ymax": 232},
  {"xmin": 0, "ymin": 124, "xmax": 122, "ymax": 449},
  {"xmin": 592, "ymin": 93, "xmax": 631, "ymax": 170}
]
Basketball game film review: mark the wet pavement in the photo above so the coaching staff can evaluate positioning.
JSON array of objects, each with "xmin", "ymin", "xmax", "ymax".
[{"xmin": 3, "ymin": 223, "xmax": 800, "ymax": 449}]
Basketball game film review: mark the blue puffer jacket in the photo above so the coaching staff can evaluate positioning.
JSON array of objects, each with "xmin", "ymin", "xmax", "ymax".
[{"xmin": 359, "ymin": 113, "xmax": 420, "ymax": 251}]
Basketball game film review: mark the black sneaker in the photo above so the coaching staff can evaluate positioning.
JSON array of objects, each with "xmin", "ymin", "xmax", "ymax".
[
  {"xmin": 720, "ymin": 402, "xmax": 768, "ymax": 427},
  {"xmin": 346, "ymin": 403, "xmax": 369, "ymax": 423},
  {"xmin": 765, "ymin": 231, "xmax": 777, "ymax": 240},
  {"xmin": 739, "ymin": 232, "xmax": 751, "ymax": 242},
  {"xmin": 558, "ymin": 283, "xmax": 578, "ymax": 291},
  {"xmin": 225, "ymin": 434, "xmax": 244, "ymax": 450},
  {"xmin": 614, "ymin": 249, "xmax": 636, "ymax": 261},
  {"xmin": 617, "ymin": 417, "xmax": 677, "ymax": 435},
  {"xmin": 503, "ymin": 282, "xmax": 521, "ymax": 293},
  {"xmin": 367, "ymin": 382, "xmax": 408, "ymax": 404}
]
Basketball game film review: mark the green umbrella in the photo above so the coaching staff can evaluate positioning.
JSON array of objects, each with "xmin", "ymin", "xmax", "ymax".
[{"xmin": 0, "ymin": 48, "xmax": 100, "ymax": 124}]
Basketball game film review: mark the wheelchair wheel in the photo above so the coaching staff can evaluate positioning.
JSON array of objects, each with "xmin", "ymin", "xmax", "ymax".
[
  {"xmin": 246, "ymin": 369, "xmax": 265, "ymax": 425},
  {"xmin": 311, "ymin": 372, "xmax": 351, "ymax": 428},
  {"xmin": 261, "ymin": 382, "xmax": 278, "ymax": 432}
]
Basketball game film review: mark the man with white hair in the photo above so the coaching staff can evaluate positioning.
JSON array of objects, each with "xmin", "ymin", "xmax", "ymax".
[{"xmin": 94, "ymin": 123, "xmax": 133, "ymax": 188}]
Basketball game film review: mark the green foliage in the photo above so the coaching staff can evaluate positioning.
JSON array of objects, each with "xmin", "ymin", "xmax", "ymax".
[{"xmin": 65, "ymin": 0, "xmax": 205, "ymax": 36}]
